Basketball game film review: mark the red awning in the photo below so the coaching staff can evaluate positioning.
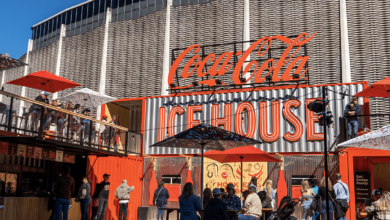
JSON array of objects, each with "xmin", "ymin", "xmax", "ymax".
[{"xmin": 354, "ymin": 77, "xmax": 390, "ymax": 98}]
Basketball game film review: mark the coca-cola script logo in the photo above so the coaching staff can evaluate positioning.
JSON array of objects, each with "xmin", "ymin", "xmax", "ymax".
[
  {"xmin": 222, "ymin": 172, "xmax": 228, "ymax": 179},
  {"xmin": 168, "ymin": 32, "xmax": 317, "ymax": 89}
]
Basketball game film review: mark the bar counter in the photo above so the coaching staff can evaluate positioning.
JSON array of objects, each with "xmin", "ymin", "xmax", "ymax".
[{"xmin": 0, "ymin": 197, "xmax": 81, "ymax": 220}]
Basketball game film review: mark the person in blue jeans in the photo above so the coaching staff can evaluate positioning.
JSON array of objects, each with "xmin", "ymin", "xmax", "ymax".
[
  {"xmin": 333, "ymin": 173, "xmax": 350, "ymax": 220},
  {"xmin": 311, "ymin": 180, "xmax": 320, "ymax": 220},
  {"xmin": 179, "ymin": 182, "xmax": 201, "ymax": 220},
  {"xmin": 316, "ymin": 177, "xmax": 336, "ymax": 220},
  {"xmin": 54, "ymin": 165, "xmax": 75, "ymax": 220},
  {"xmin": 344, "ymin": 97, "xmax": 360, "ymax": 140},
  {"xmin": 77, "ymin": 176, "xmax": 91, "ymax": 220},
  {"xmin": 154, "ymin": 181, "xmax": 170, "ymax": 220}
]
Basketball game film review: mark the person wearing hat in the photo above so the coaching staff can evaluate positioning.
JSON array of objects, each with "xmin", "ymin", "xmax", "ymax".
[
  {"xmin": 204, "ymin": 188, "xmax": 227, "ymax": 220},
  {"xmin": 224, "ymin": 183, "xmax": 241, "ymax": 220},
  {"xmin": 115, "ymin": 179, "xmax": 134, "ymax": 220},
  {"xmin": 92, "ymin": 174, "xmax": 110, "ymax": 220},
  {"xmin": 364, "ymin": 188, "xmax": 382, "ymax": 220},
  {"xmin": 238, "ymin": 185, "xmax": 262, "ymax": 220},
  {"xmin": 29, "ymin": 91, "xmax": 50, "ymax": 128},
  {"xmin": 344, "ymin": 96, "xmax": 361, "ymax": 139}
]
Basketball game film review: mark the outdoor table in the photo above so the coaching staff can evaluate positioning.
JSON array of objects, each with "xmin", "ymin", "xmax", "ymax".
[
  {"xmin": 227, "ymin": 209, "xmax": 241, "ymax": 220},
  {"xmin": 159, "ymin": 207, "xmax": 181, "ymax": 220},
  {"xmin": 262, "ymin": 208, "xmax": 274, "ymax": 220}
]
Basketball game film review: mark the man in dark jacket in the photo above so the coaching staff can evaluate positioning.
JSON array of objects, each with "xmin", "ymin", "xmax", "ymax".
[
  {"xmin": 54, "ymin": 166, "xmax": 75, "ymax": 220},
  {"xmin": 204, "ymin": 188, "xmax": 227, "ymax": 220},
  {"xmin": 153, "ymin": 181, "xmax": 170, "ymax": 220},
  {"xmin": 30, "ymin": 91, "xmax": 50, "ymax": 129},
  {"xmin": 344, "ymin": 97, "xmax": 360, "ymax": 139},
  {"xmin": 93, "ymin": 173, "xmax": 110, "ymax": 220}
]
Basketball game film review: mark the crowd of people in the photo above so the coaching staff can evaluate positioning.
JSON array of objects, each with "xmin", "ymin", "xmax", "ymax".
[{"xmin": 48, "ymin": 166, "xmax": 134, "ymax": 220}]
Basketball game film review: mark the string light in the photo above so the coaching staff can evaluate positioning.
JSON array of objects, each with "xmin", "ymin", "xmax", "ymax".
[{"xmin": 132, "ymin": 135, "xmax": 135, "ymax": 140}]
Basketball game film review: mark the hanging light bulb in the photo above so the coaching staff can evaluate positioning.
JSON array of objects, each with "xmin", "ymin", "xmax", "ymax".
[
  {"xmin": 132, "ymin": 135, "xmax": 135, "ymax": 140},
  {"xmin": 173, "ymin": 161, "xmax": 175, "ymax": 166},
  {"xmin": 166, "ymin": 129, "xmax": 169, "ymax": 138},
  {"xmin": 241, "ymin": 113, "xmax": 244, "ymax": 122}
]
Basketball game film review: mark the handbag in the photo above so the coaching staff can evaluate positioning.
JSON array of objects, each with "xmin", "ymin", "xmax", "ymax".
[
  {"xmin": 154, "ymin": 188, "xmax": 163, "ymax": 206},
  {"xmin": 79, "ymin": 189, "xmax": 87, "ymax": 200}
]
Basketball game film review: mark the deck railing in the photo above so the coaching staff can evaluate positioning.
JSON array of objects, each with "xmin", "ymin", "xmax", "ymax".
[{"xmin": 0, "ymin": 90, "xmax": 142, "ymax": 155}]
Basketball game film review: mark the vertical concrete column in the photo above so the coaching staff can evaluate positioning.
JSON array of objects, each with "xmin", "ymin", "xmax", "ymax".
[
  {"xmin": 340, "ymin": 0, "xmax": 351, "ymax": 83},
  {"xmin": 19, "ymin": 39, "xmax": 34, "ymax": 115},
  {"xmin": 97, "ymin": 8, "xmax": 112, "ymax": 121},
  {"xmin": 243, "ymin": 0, "xmax": 250, "ymax": 82},
  {"xmin": 52, "ymin": 24, "xmax": 67, "ymax": 100},
  {"xmin": 160, "ymin": 0, "xmax": 173, "ymax": 96}
]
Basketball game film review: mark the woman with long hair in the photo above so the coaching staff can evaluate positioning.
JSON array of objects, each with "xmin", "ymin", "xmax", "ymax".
[
  {"xmin": 154, "ymin": 181, "xmax": 170, "ymax": 220},
  {"xmin": 366, "ymin": 191, "xmax": 390, "ymax": 220},
  {"xmin": 300, "ymin": 180, "xmax": 315, "ymax": 220},
  {"xmin": 263, "ymin": 180, "xmax": 276, "ymax": 220},
  {"xmin": 316, "ymin": 177, "xmax": 336, "ymax": 220},
  {"xmin": 179, "ymin": 182, "xmax": 201, "ymax": 220},
  {"xmin": 249, "ymin": 176, "xmax": 258, "ymax": 192},
  {"xmin": 203, "ymin": 188, "xmax": 212, "ymax": 208}
]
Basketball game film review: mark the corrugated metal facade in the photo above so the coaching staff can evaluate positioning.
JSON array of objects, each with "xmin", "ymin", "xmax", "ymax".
[
  {"xmin": 346, "ymin": 0, "xmax": 390, "ymax": 130},
  {"xmin": 144, "ymin": 83, "xmax": 365, "ymax": 155},
  {"xmin": 88, "ymin": 155, "xmax": 144, "ymax": 220}
]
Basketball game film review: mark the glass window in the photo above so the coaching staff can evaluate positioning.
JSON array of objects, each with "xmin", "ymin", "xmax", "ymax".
[
  {"xmin": 76, "ymin": 6, "xmax": 82, "ymax": 21},
  {"xmin": 71, "ymin": 8, "xmax": 76, "ymax": 23},
  {"xmin": 66, "ymin": 11, "xmax": 71, "ymax": 24},
  {"xmin": 48, "ymin": 20, "xmax": 52, "ymax": 33},
  {"xmin": 44, "ymin": 22, "xmax": 48, "ymax": 35},
  {"xmin": 37, "ymin": 25, "xmax": 41, "ymax": 38},
  {"xmin": 133, "ymin": 0, "xmax": 139, "ymax": 3},
  {"xmin": 61, "ymin": 13, "xmax": 66, "ymax": 25},
  {"xmin": 82, "ymin": 5, "xmax": 88, "ymax": 19},
  {"xmin": 106, "ymin": 0, "xmax": 112, "ymax": 9},
  {"xmin": 119, "ymin": 0, "xmax": 125, "ymax": 7},
  {"xmin": 88, "ymin": 2, "xmax": 94, "ymax": 17},
  {"xmin": 126, "ymin": 0, "xmax": 132, "ymax": 5},
  {"xmin": 52, "ymin": 17, "xmax": 58, "ymax": 31},
  {"xmin": 57, "ymin": 15, "xmax": 62, "ymax": 29},
  {"xmin": 100, "ymin": 0, "xmax": 105, "ymax": 13},
  {"xmin": 94, "ymin": 0, "xmax": 100, "ymax": 15},
  {"xmin": 112, "ymin": 0, "xmax": 118, "ymax": 8},
  {"xmin": 5, "ymin": 173, "xmax": 17, "ymax": 197}
]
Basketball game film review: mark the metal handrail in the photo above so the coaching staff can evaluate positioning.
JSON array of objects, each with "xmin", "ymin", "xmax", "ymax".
[{"xmin": 0, "ymin": 90, "xmax": 127, "ymax": 131}]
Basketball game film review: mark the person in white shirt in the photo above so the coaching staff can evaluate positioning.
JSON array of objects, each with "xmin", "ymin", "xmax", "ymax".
[{"xmin": 238, "ymin": 185, "xmax": 262, "ymax": 220}]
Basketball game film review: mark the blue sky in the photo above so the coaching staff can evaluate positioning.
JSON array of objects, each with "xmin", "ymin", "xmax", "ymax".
[{"xmin": 1, "ymin": 0, "xmax": 85, "ymax": 59}]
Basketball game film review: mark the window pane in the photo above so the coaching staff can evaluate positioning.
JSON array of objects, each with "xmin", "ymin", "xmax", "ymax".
[
  {"xmin": 106, "ymin": 0, "xmax": 112, "ymax": 9},
  {"xmin": 39, "ymin": 24, "xmax": 43, "ymax": 37},
  {"xmin": 82, "ymin": 5, "xmax": 88, "ymax": 19},
  {"xmin": 61, "ymin": 13, "xmax": 66, "ymax": 24},
  {"xmin": 66, "ymin": 11, "xmax": 71, "ymax": 24},
  {"xmin": 76, "ymin": 7, "xmax": 82, "ymax": 21},
  {"xmin": 44, "ymin": 22, "xmax": 48, "ymax": 35},
  {"xmin": 52, "ymin": 17, "xmax": 58, "ymax": 31},
  {"xmin": 94, "ymin": 0, "xmax": 100, "ymax": 15},
  {"xmin": 71, "ymin": 9, "xmax": 76, "ymax": 23},
  {"xmin": 57, "ymin": 15, "xmax": 62, "ymax": 28},
  {"xmin": 5, "ymin": 173, "xmax": 18, "ymax": 197},
  {"xmin": 133, "ymin": 0, "xmax": 139, "ymax": 3},
  {"xmin": 112, "ymin": 0, "xmax": 118, "ymax": 8},
  {"xmin": 119, "ymin": 0, "xmax": 125, "ymax": 7},
  {"xmin": 100, "ymin": 0, "xmax": 105, "ymax": 13},
  {"xmin": 126, "ymin": 0, "xmax": 132, "ymax": 5},
  {"xmin": 48, "ymin": 20, "xmax": 52, "ymax": 33},
  {"xmin": 88, "ymin": 2, "xmax": 94, "ymax": 17}
]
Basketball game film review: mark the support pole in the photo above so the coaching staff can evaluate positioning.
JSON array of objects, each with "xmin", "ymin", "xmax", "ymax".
[
  {"xmin": 240, "ymin": 157, "xmax": 243, "ymax": 206},
  {"xmin": 323, "ymin": 86, "xmax": 330, "ymax": 220},
  {"xmin": 201, "ymin": 143, "xmax": 204, "ymax": 211}
]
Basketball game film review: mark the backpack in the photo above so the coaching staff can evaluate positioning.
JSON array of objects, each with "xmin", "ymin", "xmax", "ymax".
[{"xmin": 274, "ymin": 196, "xmax": 296, "ymax": 220}]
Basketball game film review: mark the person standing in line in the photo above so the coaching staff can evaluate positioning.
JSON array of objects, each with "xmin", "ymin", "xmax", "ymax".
[
  {"xmin": 76, "ymin": 176, "xmax": 91, "ymax": 220},
  {"xmin": 333, "ymin": 173, "xmax": 350, "ymax": 220},
  {"xmin": 115, "ymin": 179, "xmax": 134, "ymax": 220},
  {"xmin": 224, "ymin": 184, "xmax": 241, "ymax": 220},
  {"xmin": 153, "ymin": 181, "xmax": 169, "ymax": 220},
  {"xmin": 93, "ymin": 174, "xmax": 111, "ymax": 220},
  {"xmin": 365, "ymin": 189, "xmax": 382, "ymax": 220},
  {"xmin": 238, "ymin": 185, "xmax": 262, "ymax": 220},
  {"xmin": 54, "ymin": 166, "xmax": 75, "ymax": 220},
  {"xmin": 203, "ymin": 188, "xmax": 212, "ymax": 208},
  {"xmin": 365, "ymin": 191, "xmax": 390, "ymax": 220},
  {"xmin": 299, "ymin": 180, "xmax": 315, "ymax": 220},
  {"xmin": 179, "ymin": 182, "xmax": 202, "ymax": 220},
  {"xmin": 316, "ymin": 177, "xmax": 336, "ymax": 220},
  {"xmin": 204, "ymin": 188, "xmax": 227, "ymax": 220}
]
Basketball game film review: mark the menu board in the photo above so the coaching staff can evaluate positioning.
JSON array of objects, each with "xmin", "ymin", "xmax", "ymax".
[
  {"xmin": 55, "ymin": 150, "xmax": 63, "ymax": 162},
  {"xmin": 17, "ymin": 144, "xmax": 27, "ymax": 157},
  {"xmin": 354, "ymin": 171, "xmax": 371, "ymax": 206},
  {"xmin": 33, "ymin": 147, "xmax": 43, "ymax": 159},
  {"xmin": 26, "ymin": 146, "xmax": 34, "ymax": 158},
  {"xmin": 63, "ymin": 153, "xmax": 76, "ymax": 164},
  {"xmin": 42, "ymin": 149, "xmax": 56, "ymax": 161},
  {"xmin": 0, "ymin": 142, "xmax": 9, "ymax": 155}
]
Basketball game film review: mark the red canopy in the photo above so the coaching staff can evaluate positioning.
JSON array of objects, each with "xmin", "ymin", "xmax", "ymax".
[
  {"xmin": 5, "ymin": 70, "xmax": 80, "ymax": 93},
  {"xmin": 204, "ymin": 145, "xmax": 282, "ymax": 163},
  {"xmin": 354, "ymin": 77, "xmax": 390, "ymax": 98}
]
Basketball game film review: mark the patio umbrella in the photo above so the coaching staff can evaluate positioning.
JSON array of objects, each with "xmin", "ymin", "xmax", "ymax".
[
  {"xmin": 59, "ymin": 88, "xmax": 116, "ymax": 108},
  {"xmin": 149, "ymin": 123, "xmax": 262, "ymax": 209},
  {"xmin": 0, "ymin": 53, "xmax": 28, "ymax": 71},
  {"xmin": 354, "ymin": 77, "xmax": 390, "ymax": 98},
  {"xmin": 204, "ymin": 145, "xmax": 281, "ymax": 199},
  {"xmin": 5, "ymin": 70, "xmax": 80, "ymax": 93},
  {"xmin": 338, "ymin": 125, "xmax": 390, "ymax": 151}
]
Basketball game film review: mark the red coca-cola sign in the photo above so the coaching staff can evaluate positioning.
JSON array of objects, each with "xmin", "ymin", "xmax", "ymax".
[
  {"xmin": 222, "ymin": 172, "xmax": 228, "ymax": 179},
  {"xmin": 168, "ymin": 32, "xmax": 316, "ymax": 89}
]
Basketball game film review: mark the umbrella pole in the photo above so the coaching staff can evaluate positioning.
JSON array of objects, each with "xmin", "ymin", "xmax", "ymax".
[
  {"xmin": 201, "ymin": 143, "xmax": 204, "ymax": 219},
  {"xmin": 241, "ymin": 157, "xmax": 243, "ymax": 207}
]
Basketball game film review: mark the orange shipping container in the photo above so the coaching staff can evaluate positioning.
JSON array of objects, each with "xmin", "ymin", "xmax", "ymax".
[{"xmin": 88, "ymin": 155, "xmax": 144, "ymax": 220}]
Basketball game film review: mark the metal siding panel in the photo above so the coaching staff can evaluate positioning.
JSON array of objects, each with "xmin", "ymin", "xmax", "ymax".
[{"xmin": 144, "ymin": 84, "xmax": 365, "ymax": 154}]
